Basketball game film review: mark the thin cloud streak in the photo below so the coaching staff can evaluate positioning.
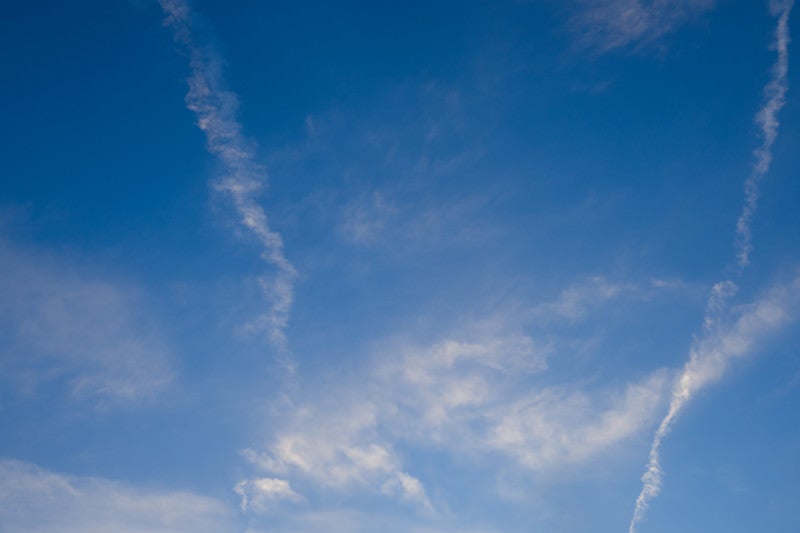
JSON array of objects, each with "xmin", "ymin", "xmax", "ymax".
[
  {"xmin": 629, "ymin": 276, "xmax": 800, "ymax": 532},
  {"xmin": 629, "ymin": 4, "xmax": 794, "ymax": 530},
  {"xmin": 0, "ymin": 459, "xmax": 234, "ymax": 533},
  {"xmin": 571, "ymin": 0, "xmax": 717, "ymax": 52},
  {"xmin": 736, "ymin": 0, "xmax": 794, "ymax": 267},
  {"xmin": 159, "ymin": 0, "xmax": 297, "ymax": 357},
  {"xmin": 241, "ymin": 323, "xmax": 669, "ymax": 514}
]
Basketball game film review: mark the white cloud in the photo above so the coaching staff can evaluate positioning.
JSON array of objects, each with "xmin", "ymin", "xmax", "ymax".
[
  {"xmin": 570, "ymin": 0, "xmax": 716, "ymax": 52},
  {"xmin": 735, "ymin": 0, "xmax": 794, "ymax": 266},
  {"xmin": 0, "ymin": 459, "xmax": 233, "ymax": 533},
  {"xmin": 0, "ymin": 238, "xmax": 173, "ymax": 405},
  {"xmin": 487, "ymin": 371, "xmax": 668, "ymax": 470},
  {"xmin": 242, "ymin": 317, "xmax": 669, "ymax": 513},
  {"xmin": 159, "ymin": 0, "xmax": 296, "ymax": 356},
  {"xmin": 234, "ymin": 477, "xmax": 304, "ymax": 512},
  {"xmin": 530, "ymin": 276, "xmax": 638, "ymax": 320},
  {"xmin": 629, "ymin": 4, "xmax": 795, "ymax": 528},
  {"xmin": 629, "ymin": 275, "xmax": 800, "ymax": 532}
]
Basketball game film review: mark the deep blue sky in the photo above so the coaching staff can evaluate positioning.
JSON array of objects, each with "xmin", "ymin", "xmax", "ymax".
[{"xmin": 1, "ymin": 1, "xmax": 799, "ymax": 532}]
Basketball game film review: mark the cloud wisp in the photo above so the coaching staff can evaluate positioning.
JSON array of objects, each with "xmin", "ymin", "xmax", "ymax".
[
  {"xmin": 570, "ymin": 0, "xmax": 717, "ymax": 52},
  {"xmin": 736, "ymin": 0, "xmax": 794, "ymax": 267},
  {"xmin": 0, "ymin": 238, "xmax": 173, "ymax": 406},
  {"xmin": 0, "ymin": 459, "xmax": 234, "ymax": 533},
  {"xmin": 159, "ymin": 0, "xmax": 297, "ymax": 357},
  {"xmin": 629, "ymin": 276, "xmax": 800, "ymax": 532},
  {"xmin": 239, "ymin": 314, "xmax": 671, "ymax": 517},
  {"xmin": 630, "ymin": 5, "xmax": 794, "ymax": 530}
]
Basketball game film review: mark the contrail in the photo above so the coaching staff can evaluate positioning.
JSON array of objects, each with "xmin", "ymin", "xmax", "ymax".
[
  {"xmin": 158, "ymin": 0, "xmax": 297, "ymax": 360},
  {"xmin": 736, "ymin": 0, "xmax": 794, "ymax": 267},
  {"xmin": 629, "ymin": 2, "xmax": 794, "ymax": 531}
]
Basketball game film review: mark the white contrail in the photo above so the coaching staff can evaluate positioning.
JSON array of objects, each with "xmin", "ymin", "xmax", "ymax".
[
  {"xmin": 736, "ymin": 0, "xmax": 794, "ymax": 267},
  {"xmin": 158, "ymin": 0, "xmax": 297, "ymax": 358},
  {"xmin": 629, "ymin": 2, "xmax": 794, "ymax": 531}
]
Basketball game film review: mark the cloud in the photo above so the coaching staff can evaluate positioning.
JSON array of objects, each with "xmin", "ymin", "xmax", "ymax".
[
  {"xmin": 234, "ymin": 477, "xmax": 304, "ymax": 512},
  {"xmin": 629, "ymin": 5, "xmax": 795, "ymax": 529},
  {"xmin": 338, "ymin": 191, "xmax": 398, "ymax": 246},
  {"xmin": 530, "ymin": 276, "xmax": 639, "ymax": 320},
  {"xmin": 570, "ymin": 0, "xmax": 717, "ymax": 52},
  {"xmin": 159, "ymin": 0, "xmax": 296, "ymax": 356},
  {"xmin": 0, "ymin": 459, "xmax": 234, "ymax": 533},
  {"xmin": 241, "ymin": 316, "xmax": 669, "ymax": 514},
  {"xmin": 735, "ymin": 0, "xmax": 794, "ymax": 267},
  {"xmin": 242, "ymin": 399, "xmax": 434, "ymax": 512},
  {"xmin": 487, "ymin": 371, "xmax": 669, "ymax": 470},
  {"xmin": 335, "ymin": 189, "xmax": 496, "ymax": 253},
  {"xmin": 628, "ymin": 275, "xmax": 800, "ymax": 532},
  {"xmin": 0, "ymin": 238, "xmax": 173, "ymax": 405}
]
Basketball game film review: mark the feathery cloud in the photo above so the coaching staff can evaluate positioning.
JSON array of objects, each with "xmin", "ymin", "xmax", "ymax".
[
  {"xmin": 234, "ymin": 477, "xmax": 304, "ymax": 512},
  {"xmin": 628, "ymin": 276, "xmax": 800, "ymax": 532},
  {"xmin": 570, "ymin": 0, "xmax": 716, "ymax": 52},
  {"xmin": 736, "ymin": 0, "xmax": 794, "ymax": 267},
  {"xmin": 0, "ymin": 238, "xmax": 173, "ymax": 405},
  {"xmin": 0, "ymin": 459, "xmax": 233, "ymax": 533},
  {"xmin": 159, "ymin": 0, "xmax": 296, "ymax": 355},
  {"xmin": 629, "ymin": 4, "xmax": 795, "ymax": 529},
  {"xmin": 241, "ymin": 320, "xmax": 669, "ymax": 513}
]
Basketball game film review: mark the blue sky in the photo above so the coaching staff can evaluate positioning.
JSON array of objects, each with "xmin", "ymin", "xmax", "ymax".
[{"xmin": 1, "ymin": 1, "xmax": 799, "ymax": 532}]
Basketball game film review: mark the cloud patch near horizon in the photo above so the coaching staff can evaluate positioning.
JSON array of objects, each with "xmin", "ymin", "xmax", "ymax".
[{"xmin": 0, "ymin": 459, "xmax": 234, "ymax": 533}]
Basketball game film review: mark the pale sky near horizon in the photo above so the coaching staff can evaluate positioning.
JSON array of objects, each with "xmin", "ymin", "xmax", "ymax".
[{"xmin": 1, "ymin": 1, "xmax": 799, "ymax": 532}]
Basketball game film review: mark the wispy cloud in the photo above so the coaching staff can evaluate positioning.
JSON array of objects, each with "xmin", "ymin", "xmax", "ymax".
[
  {"xmin": 628, "ymin": 4, "xmax": 795, "ymax": 530},
  {"xmin": 0, "ymin": 459, "xmax": 233, "ymax": 533},
  {"xmin": 0, "ymin": 238, "xmax": 173, "ymax": 405},
  {"xmin": 159, "ymin": 0, "xmax": 296, "ymax": 357},
  {"xmin": 570, "ymin": 0, "xmax": 716, "ymax": 52},
  {"xmin": 240, "ymin": 315, "xmax": 670, "ymax": 515},
  {"xmin": 234, "ymin": 477, "xmax": 304, "ymax": 512},
  {"xmin": 529, "ymin": 276, "xmax": 639, "ymax": 320},
  {"xmin": 736, "ymin": 0, "xmax": 794, "ymax": 267},
  {"xmin": 629, "ymin": 275, "xmax": 800, "ymax": 532}
]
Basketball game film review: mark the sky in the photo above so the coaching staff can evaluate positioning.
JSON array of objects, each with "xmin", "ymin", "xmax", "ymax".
[{"xmin": 0, "ymin": 1, "xmax": 799, "ymax": 532}]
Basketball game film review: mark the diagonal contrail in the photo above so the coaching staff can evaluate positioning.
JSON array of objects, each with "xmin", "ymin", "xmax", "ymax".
[
  {"xmin": 158, "ymin": 0, "xmax": 297, "ymax": 362},
  {"xmin": 629, "ymin": 2, "xmax": 794, "ymax": 531}
]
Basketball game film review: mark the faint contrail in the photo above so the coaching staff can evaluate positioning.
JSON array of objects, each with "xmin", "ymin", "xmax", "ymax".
[
  {"xmin": 736, "ymin": 0, "xmax": 794, "ymax": 267},
  {"xmin": 158, "ymin": 0, "xmax": 297, "ymax": 360},
  {"xmin": 629, "ymin": 2, "xmax": 794, "ymax": 531}
]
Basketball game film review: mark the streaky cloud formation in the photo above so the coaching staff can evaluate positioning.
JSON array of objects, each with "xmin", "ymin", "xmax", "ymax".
[
  {"xmin": 0, "ymin": 459, "xmax": 233, "ymax": 533},
  {"xmin": 240, "ymin": 314, "xmax": 671, "ymax": 515},
  {"xmin": 629, "ymin": 4, "xmax": 794, "ymax": 529},
  {"xmin": 234, "ymin": 476, "xmax": 304, "ymax": 512},
  {"xmin": 159, "ymin": 0, "xmax": 297, "ymax": 357},
  {"xmin": 629, "ymin": 275, "xmax": 800, "ymax": 532},
  {"xmin": 571, "ymin": 0, "xmax": 717, "ymax": 52},
  {"xmin": 736, "ymin": 0, "xmax": 794, "ymax": 267}
]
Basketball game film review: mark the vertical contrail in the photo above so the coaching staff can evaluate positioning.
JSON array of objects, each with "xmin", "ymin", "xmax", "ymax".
[
  {"xmin": 629, "ymin": 2, "xmax": 793, "ymax": 531},
  {"xmin": 158, "ymin": 0, "xmax": 297, "ymax": 360},
  {"xmin": 736, "ymin": 0, "xmax": 794, "ymax": 267}
]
